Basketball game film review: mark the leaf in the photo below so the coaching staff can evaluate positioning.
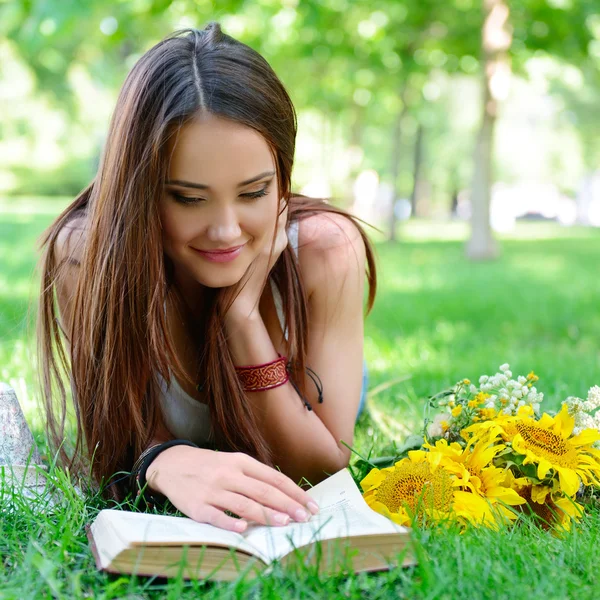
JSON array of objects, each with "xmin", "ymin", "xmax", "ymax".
[{"xmin": 397, "ymin": 434, "xmax": 426, "ymax": 455}]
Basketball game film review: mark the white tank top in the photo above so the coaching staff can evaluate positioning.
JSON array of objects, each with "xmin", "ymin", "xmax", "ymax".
[{"xmin": 158, "ymin": 221, "xmax": 300, "ymax": 446}]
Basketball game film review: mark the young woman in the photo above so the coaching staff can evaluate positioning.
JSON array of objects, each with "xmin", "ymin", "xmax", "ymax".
[{"xmin": 38, "ymin": 23, "xmax": 376, "ymax": 533}]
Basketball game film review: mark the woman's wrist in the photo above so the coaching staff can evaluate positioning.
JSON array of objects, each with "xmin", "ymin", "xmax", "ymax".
[
  {"xmin": 132, "ymin": 439, "xmax": 199, "ymax": 500},
  {"xmin": 144, "ymin": 445, "xmax": 178, "ymax": 493},
  {"xmin": 235, "ymin": 354, "xmax": 289, "ymax": 392},
  {"xmin": 224, "ymin": 304, "xmax": 263, "ymax": 330},
  {"xmin": 224, "ymin": 309, "xmax": 279, "ymax": 363}
]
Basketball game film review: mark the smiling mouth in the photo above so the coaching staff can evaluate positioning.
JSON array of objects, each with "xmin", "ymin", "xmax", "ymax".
[{"xmin": 191, "ymin": 243, "xmax": 246, "ymax": 263}]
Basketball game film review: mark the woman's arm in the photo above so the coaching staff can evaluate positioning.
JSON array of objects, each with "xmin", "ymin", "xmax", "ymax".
[
  {"xmin": 53, "ymin": 218, "xmax": 87, "ymax": 341},
  {"xmin": 224, "ymin": 212, "xmax": 367, "ymax": 484}
]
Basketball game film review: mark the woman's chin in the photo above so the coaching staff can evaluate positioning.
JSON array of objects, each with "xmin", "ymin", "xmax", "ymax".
[{"xmin": 194, "ymin": 270, "xmax": 246, "ymax": 289}]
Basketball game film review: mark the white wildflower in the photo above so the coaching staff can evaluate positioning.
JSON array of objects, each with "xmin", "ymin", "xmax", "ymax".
[
  {"xmin": 427, "ymin": 412, "xmax": 451, "ymax": 438},
  {"xmin": 479, "ymin": 375, "xmax": 489, "ymax": 384},
  {"xmin": 470, "ymin": 384, "xmax": 478, "ymax": 395},
  {"xmin": 563, "ymin": 396, "xmax": 583, "ymax": 414},
  {"xmin": 499, "ymin": 363, "xmax": 510, "ymax": 372},
  {"xmin": 518, "ymin": 376, "xmax": 527, "ymax": 385},
  {"xmin": 584, "ymin": 386, "xmax": 600, "ymax": 411}
]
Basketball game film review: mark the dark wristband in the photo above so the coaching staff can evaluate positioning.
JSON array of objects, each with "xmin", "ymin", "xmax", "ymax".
[{"xmin": 131, "ymin": 439, "xmax": 199, "ymax": 507}]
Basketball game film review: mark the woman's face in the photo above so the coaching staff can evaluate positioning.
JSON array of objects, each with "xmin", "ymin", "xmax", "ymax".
[{"xmin": 160, "ymin": 113, "xmax": 281, "ymax": 291}]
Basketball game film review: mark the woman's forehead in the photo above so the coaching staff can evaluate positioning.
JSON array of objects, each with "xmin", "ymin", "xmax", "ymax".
[{"xmin": 168, "ymin": 113, "xmax": 276, "ymax": 187}]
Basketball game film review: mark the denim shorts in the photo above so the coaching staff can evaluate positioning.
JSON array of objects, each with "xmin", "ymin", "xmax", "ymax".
[{"xmin": 356, "ymin": 361, "xmax": 368, "ymax": 420}]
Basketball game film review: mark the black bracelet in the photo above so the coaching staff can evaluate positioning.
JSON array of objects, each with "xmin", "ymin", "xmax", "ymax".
[
  {"xmin": 286, "ymin": 362, "xmax": 324, "ymax": 411},
  {"xmin": 131, "ymin": 439, "xmax": 199, "ymax": 508}
]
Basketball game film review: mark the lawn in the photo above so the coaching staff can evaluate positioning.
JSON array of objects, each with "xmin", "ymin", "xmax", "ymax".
[{"xmin": 2, "ymin": 196, "xmax": 600, "ymax": 599}]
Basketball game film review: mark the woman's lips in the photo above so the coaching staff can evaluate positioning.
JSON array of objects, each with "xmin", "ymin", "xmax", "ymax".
[{"xmin": 191, "ymin": 244, "xmax": 246, "ymax": 263}]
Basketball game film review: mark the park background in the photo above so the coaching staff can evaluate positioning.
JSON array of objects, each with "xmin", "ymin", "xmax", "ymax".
[{"xmin": 2, "ymin": 0, "xmax": 600, "ymax": 598}]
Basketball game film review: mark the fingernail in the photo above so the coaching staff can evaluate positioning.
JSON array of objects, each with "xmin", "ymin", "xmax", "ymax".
[
  {"xmin": 307, "ymin": 501, "xmax": 319, "ymax": 515},
  {"xmin": 234, "ymin": 520, "xmax": 247, "ymax": 532},
  {"xmin": 294, "ymin": 508, "xmax": 309, "ymax": 522},
  {"xmin": 273, "ymin": 513, "xmax": 290, "ymax": 526}
]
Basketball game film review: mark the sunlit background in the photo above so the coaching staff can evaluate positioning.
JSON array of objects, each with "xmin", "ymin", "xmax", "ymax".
[{"xmin": 1, "ymin": 0, "xmax": 599, "ymax": 234}]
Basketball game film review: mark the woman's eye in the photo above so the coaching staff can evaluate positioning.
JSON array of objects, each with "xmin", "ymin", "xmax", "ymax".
[
  {"xmin": 172, "ymin": 193, "xmax": 205, "ymax": 205},
  {"xmin": 240, "ymin": 187, "xmax": 269, "ymax": 200}
]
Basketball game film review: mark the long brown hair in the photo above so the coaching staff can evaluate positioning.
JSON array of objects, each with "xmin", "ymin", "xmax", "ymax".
[{"xmin": 38, "ymin": 24, "xmax": 377, "ymax": 499}]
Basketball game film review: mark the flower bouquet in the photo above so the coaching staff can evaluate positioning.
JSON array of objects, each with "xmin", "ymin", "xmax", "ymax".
[{"xmin": 357, "ymin": 364, "xmax": 600, "ymax": 531}]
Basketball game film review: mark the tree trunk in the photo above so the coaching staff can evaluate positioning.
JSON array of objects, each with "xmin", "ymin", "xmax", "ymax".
[
  {"xmin": 410, "ymin": 123, "xmax": 424, "ymax": 219},
  {"xmin": 450, "ymin": 185, "xmax": 459, "ymax": 217},
  {"xmin": 466, "ymin": 0, "xmax": 511, "ymax": 260},
  {"xmin": 467, "ymin": 100, "xmax": 498, "ymax": 259},
  {"xmin": 388, "ymin": 95, "xmax": 408, "ymax": 241}
]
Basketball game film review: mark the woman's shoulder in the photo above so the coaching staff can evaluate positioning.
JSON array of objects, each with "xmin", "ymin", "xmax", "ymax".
[
  {"xmin": 297, "ymin": 210, "xmax": 364, "ymax": 257},
  {"xmin": 54, "ymin": 214, "xmax": 88, "ymax": 266},
  {"xmin": 295, "ymin": 211, "xmax": 366, "ymax": 290}
]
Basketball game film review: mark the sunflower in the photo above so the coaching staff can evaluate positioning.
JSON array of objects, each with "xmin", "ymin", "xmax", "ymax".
[
  {"xmin": 360, "ymin": 451, "xmax": 492, "ymax": 527},
  {"xmin": 467, "ymin": 405, "xmax": 600, "ymax": 497},
  {"xmin": 463, "ymin": 404, "xmax": 534, "ymax": 441},
  {"xmin": 420, "ymin": 437, "xmax": 526, "ymax": 525},
  {"xmin": 511, "ymin": 480, "xmax": 583, "ymax": 532}
]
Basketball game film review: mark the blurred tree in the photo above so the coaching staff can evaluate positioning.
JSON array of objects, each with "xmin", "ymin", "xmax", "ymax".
[
  {"xmin": 466, "ymin": 0, "xmax": 510, "ymax": 260},
  {"xmin": 551, "ymin": 61, "xmax": 600, "ymax": 172},
  {"xmin": 466, "ymin": 0, "xmax": 598, "ymax": 259}
]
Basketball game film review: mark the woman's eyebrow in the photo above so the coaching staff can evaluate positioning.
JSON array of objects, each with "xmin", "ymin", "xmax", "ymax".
[{"xmin": 165, "ymin": 170, "xmax": 275, "ymax": 190}]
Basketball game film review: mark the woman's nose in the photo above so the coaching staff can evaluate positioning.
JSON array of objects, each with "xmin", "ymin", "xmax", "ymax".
[{"xmin": 205, "ymin": 206, "xmax": 242, "ymax": 243}]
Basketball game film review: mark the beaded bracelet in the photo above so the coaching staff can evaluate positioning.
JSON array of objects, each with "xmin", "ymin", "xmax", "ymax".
[
  {"xmin": 130, "ymin": 439, "xmax": 199, "ymax": 507},
  {"xmin": 235, "ymin": 354, "xmax": 289, "ymax": 392}
]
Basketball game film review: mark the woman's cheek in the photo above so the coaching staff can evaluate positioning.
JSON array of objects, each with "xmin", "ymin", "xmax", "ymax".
[
  {"xmin": 242, "ymin": 200, "xmax": 280, "ymax": 247},
  {"xmin": 161, "ymin": 205, "xmax": 199, "ymax": 246}
]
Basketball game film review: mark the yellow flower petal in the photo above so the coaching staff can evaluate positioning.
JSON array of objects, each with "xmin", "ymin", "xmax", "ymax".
[
  {"xmin": 556, "ymin": 404, "xmax": 575, "ymax": 439},
  {"xmin": 530, "ymin": 485, "xmax": 551, "ymax": 504},
  {"xmin": 570, "ymin": 429, "xmax": 600, "ymax": 447},
  {"xmin": 536, "ymin": 457, "xmax": 553, "ymax": 480},
  {"xmin": 486, "ymin": 485, "xmax": 526, "ymax": 506},
  {"xmin": 360, "ymin": 468, "xmax": 386, "ymax": 492},
  {"xmin": 556, "ymin": 467, "xmax": 580, "ymax": 497}
]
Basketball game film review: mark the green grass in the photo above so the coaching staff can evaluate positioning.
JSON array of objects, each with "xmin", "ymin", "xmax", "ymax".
[{"xmin": 2, "ymin": 197, "xmax": 600, "ymax": 598}]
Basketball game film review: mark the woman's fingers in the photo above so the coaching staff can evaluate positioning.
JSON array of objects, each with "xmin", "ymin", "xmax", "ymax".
[
  {"xmin": 232, "ymin": 476, "xmax": 314, "ymax": 523},
  {"xmin": 213, "ymin": 491, "xmax": 293, "ymax": 526},
  {"xmin": 196, "ymin": 505, "xmax": 249, "ymax": 533},
  {"xmin": 236, "ymin": 455, "xmax": 319, "ymax": 516}
]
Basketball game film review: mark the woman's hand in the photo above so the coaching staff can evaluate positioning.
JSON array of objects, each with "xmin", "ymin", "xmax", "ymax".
[
  {"xmin": 145, "ymin": 445, "xmax": 319, "ymax": 532},
  {"xmin": 226, "ymin": 204, "xmax": 288, "ymax": 322}
]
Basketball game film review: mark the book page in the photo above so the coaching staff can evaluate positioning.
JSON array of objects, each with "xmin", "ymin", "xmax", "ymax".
[
  {"xmin": 242, "ymin": 469, "xmax": 405, "ymax": 562},
  {"xmin": 92, "ymin": 509, "xmax": 269, "ymax": 565}
]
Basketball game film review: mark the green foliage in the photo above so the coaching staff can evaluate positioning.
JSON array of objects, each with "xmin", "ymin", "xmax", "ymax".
[
  {"xmin": 10, "ymin": 157, "xmax": 96, "ymax": 197},
  {"xmin": 1, "ymin": 0, "xmax": 598, "ymax": 202}
]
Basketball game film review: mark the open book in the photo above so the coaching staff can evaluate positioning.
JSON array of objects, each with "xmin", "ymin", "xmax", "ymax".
[{"xmin": 88, "ymin": 468, "xmax": 414, "ymax": 581}]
